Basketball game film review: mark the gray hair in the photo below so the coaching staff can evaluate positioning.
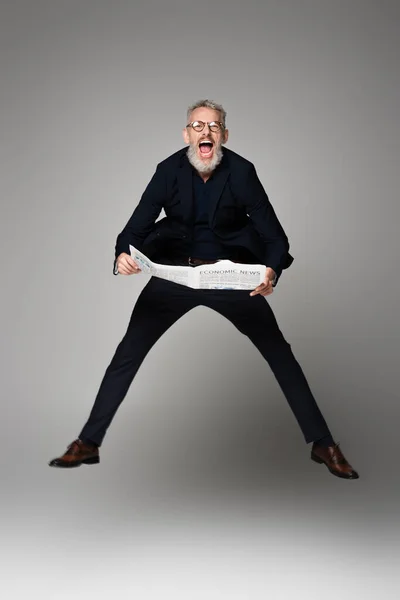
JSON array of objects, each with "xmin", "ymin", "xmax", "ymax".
[{"xmin": 186, "ymin": 99, "xmax": 227, "ymax": 128}]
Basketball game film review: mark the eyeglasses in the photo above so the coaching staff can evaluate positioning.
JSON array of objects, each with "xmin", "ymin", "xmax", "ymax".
[{"xmin": 186, "ymin": 121, "xmax": 225, "ymax": 132}]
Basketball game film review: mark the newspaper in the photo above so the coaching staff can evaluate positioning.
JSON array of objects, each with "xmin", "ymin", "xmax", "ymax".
[{"xmin": 129, "ymin": 245, "xmax": 266, "ymax": 290}]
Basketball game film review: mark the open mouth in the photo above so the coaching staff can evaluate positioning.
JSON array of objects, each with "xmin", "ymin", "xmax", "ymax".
[{"xmin": 198, "ymin": 140, "xmax": 214, "ymax": 157}]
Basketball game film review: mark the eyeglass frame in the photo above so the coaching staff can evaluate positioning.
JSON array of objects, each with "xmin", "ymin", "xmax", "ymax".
[{"xmin": 186, "ymin": 120, "xmax": 225, "ymax": 132}]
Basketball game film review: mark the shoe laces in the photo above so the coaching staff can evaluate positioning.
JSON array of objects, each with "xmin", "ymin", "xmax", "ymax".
[{"xmin": 331, "ymin": 442, "xmax": 349, "ymax": 465}]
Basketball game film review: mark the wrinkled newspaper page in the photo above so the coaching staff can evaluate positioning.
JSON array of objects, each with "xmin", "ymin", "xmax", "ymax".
[{"xmin": 129, "ymin": 245, "xmax": 265, "ymax": 290}]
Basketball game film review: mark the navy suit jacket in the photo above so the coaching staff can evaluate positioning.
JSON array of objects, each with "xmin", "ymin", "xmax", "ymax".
[{"xmin": 114, "ymin": 146, "xmax": 294, "ymax": 285}]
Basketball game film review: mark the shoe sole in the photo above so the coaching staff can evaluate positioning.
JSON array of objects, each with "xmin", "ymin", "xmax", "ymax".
[
  {"xmin": 311, "ymin": 453, "xmax": 359, "ymax": 479},
  {"xmin": 48, "ymin": 456, "xmax": 100, "ymax": 468}
]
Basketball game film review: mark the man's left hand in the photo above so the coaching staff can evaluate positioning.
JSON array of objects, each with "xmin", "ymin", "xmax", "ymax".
[{"xmin": 249, "ymin": 267, "xmax": 276, "ymax": 297}]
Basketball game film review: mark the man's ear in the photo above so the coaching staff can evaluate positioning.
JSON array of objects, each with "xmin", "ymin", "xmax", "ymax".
[
  {"xmin": 223, "ymin": 128, "xmax": 229, "ymax": 144},
  {"xmin": 182, "ymin": 127, "xmax": 189, "ymax": 144}
]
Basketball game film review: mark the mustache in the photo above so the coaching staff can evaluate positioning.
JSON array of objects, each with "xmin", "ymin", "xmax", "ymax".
[{"xmin": 191, "ymin": 139, "xmax": 221, "ymax": 149}]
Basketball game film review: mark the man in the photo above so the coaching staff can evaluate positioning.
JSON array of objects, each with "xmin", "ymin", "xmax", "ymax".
[{"xmin": 49, "ymin": 100, "xmax": 359, "ymax": 479}]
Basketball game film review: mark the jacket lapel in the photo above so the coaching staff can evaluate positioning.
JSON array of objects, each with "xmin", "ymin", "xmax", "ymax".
[{"xmin": 176, "ymin": 156, "xmax": 194, "ymax": 224}]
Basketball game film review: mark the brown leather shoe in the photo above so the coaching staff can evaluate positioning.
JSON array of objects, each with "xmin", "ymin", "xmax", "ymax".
[
  {"xmin": 311, "ymin": 442, "xmax": 359, "ymax": 479},
  {"xmin": 48, "ymin": 439, "xmax": 99, "ymax": 468}
]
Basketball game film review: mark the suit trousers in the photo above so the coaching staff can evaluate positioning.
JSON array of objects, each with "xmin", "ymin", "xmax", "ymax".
[{"xmin": 79, "ymin": 276, "xmax": 332, "ymax": 446}]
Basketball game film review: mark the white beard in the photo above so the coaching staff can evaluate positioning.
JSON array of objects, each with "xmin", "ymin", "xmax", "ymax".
[{"xmin": 187, "ymin": 143, "xmax": 224, "ymax": 174}]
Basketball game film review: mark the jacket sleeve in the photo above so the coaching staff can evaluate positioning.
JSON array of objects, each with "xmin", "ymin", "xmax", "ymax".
[
  {"xmin": 239, "ymin": 164, "xmax": 292, "ymax": 279},
  {"xmin": 114, "ymin": 163, "xmax": 167, "ymax": 259}
]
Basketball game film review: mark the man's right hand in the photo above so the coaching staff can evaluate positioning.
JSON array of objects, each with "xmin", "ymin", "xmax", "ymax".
[{"xmin": 115, "ymin": 252, "xmax": 141, "ymax": 275}]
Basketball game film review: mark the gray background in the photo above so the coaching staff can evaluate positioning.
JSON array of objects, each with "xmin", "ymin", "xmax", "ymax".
[{"xmin": 1, "ymin": 0, "xmax": 399, "ymax": 598}]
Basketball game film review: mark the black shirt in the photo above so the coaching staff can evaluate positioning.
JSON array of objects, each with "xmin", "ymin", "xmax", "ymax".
[{"xmin": 190, "ymin": 169, "xmax": 232, "ymax": 259}]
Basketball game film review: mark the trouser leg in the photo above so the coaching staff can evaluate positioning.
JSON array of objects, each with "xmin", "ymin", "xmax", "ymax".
[
  {"xmin": 79, "ymin": 278, "xmax": 197, "ymax": 446},
  {"xmin": 206, "ymin": 292, "xmax": 333, "ymax": 443}
]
